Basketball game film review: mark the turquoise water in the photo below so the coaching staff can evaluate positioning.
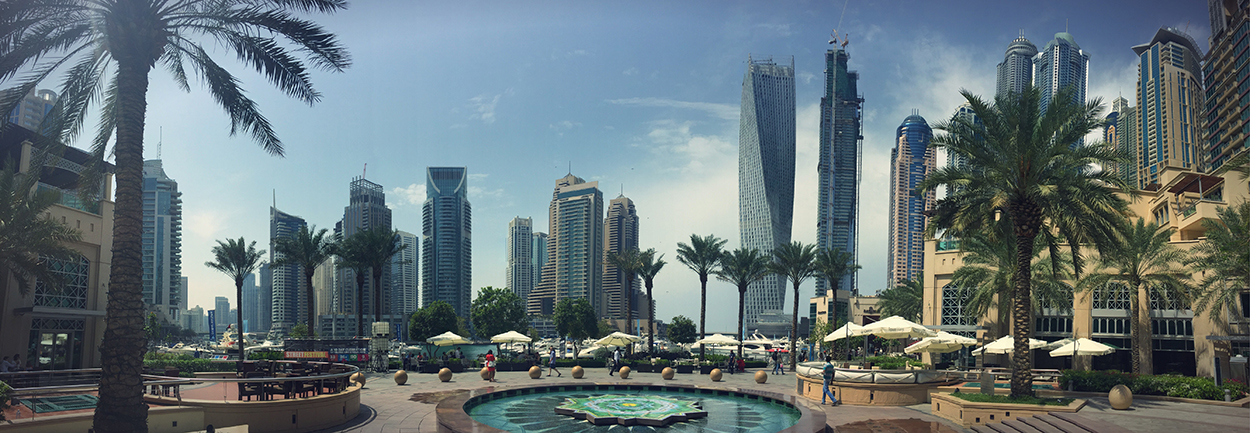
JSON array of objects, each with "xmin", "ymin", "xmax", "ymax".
[{"xmin": 466, "ymin": 388, "xmax": 801, "ymax": 432}]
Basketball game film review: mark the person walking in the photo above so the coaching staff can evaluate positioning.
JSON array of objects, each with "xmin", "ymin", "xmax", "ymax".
[
  {"xmin": 822, "ymin": 356, "xmax": 839, "ymax": 405},
  {"xmin": 485, "ymin": 350, "xmax": 497, "ymax": 382},
  {"xmin": 547, "ymin": 347, "xmax": 561, "ymax": 377},
  {"xmin": 727, "ymin": 352, "xmax": 736, "ymax": 374},
  {"xmin": 610, "ymin": 348, "xmax": 622, "ymax": 376}
]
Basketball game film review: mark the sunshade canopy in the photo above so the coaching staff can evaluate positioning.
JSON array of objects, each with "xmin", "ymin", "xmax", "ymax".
[
  {"xmin": 427, "ymin": 331, "xmax": 471, "ymax": 346},
  {"xmin": 695, "ymin": 333, "xmax": 741, "ymax": 346},
  {"xmin": 1049, "ymin": 338, "xmax": 1116, "ymax": 357},
  {"xmin": 849, "ymin": 316, "xmax": 938, "ymax": 340},
  {"xmin": 823, "ymin": 322, "xmax": 864, "ymax": 342},
  {"xmin": 595, "ymin": 332, "xmax": 642, "ymax": 347},
  {"xmin": 490, "ymin": 331, "xmax": 532, "ymax": 344},
  {"xmin": 972, "ymin": 335, "xmax": 1049, "ymax": 355},
  {"xmin": 904, "ymin": 332, "xmax": 978, "ymax": 354}
]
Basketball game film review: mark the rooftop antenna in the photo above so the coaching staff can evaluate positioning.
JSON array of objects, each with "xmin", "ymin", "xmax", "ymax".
[
  {"xmin": 567, "ymin": 161, "xmax": 571, "ymax": 176},
  {"xmin": 157, "ymin": 127, "xmax": 162, "ymax": 159},
  {"xmin": 363, "ymin": 163, "xmax": 367, "ymax": 179},
  {"xmin": 1066, "ymin": 19, "xmax": 1068, "ymax": 33},
  {"xmin": 272, "ymin": 189, "xmax": 276, "ymax": 208}
]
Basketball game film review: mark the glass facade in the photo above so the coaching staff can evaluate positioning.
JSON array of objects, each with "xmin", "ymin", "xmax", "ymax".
[
  {"xmin": 141, "ymin": 160, "xmax": 182, "ymax": 321},
  {"xmin": 887, "ymin": 114, "xmax": 934, "ymax": 287},
  {"xmin": 817, "ymin": 48, "xmax": 862, "ymax": 296},
  {"xmin": 422, "ymin": 168, "xmax": 472, "ymax": 319},
  {"xmin": 270, "ymin": 207, "xmax": 307, "ymax": 333},
  {"xmin": 33, "ymin": 255, "xmax": 89, "ymax": 309}
]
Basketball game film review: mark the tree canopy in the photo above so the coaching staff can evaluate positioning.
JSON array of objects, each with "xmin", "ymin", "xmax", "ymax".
[
  {"xmin": 409, "ymin": 301, "xmax": 460, "ymax": 341},
  {"xmin": 553, "ymin": 298, "xmax": 597, "ymax": 342},
  {"xmin": 667, "ymin": 315, "xmax": 697, "ymax": 344},
  {"xmin": 470, "ymin": 286, "xmax": 528, "ymax": 339}
]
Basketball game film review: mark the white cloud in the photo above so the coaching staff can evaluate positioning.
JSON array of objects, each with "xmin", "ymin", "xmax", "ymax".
[
  {"xmin": 549, "ymin": 120, "xmax": 581, "ymax": 135},
  {"xmin": 797, "ymin": 71, "xmax": 815, "ymax": 85},
  {"xmin": 391, "ymin": 183, "xmax": 426, "ymax": 206},
  {"xmin": 607, "ymin": 97, "xmax": 738, "ymax": 120},
  {"xmin": 622, "ymin": 67, "xmax": 639, "ymax": 76},
  {"xmin": 469, "ymin": 93, "xmax": 503, "ymax": 124},
  {"xmin": 756, "ymin": 23, "xmax": 793, "ymax": 37},
  {"xmin": 468, "ymin": 173, "xmax": 489, "ymax": 181}
]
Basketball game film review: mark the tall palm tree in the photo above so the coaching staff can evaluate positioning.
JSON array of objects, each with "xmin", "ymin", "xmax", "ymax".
[
  {"xmin": 1, "ymin": 3, "xmax": 349, "ymax": 430},
  {"xmin": 767, "ymin": 241, "xmax": 816, "ymax": 371},
  {"xmin": 204, "ymin": 237, "xmax": 264, "ymax": 359},
  {"xmin": 0, "ymin": 163, "xmax": 81, "ymax": 296},
  {"xmin": 271, "ymin": 225, "xmax": 337, "ymax": 335},
  {"xmin": 637, "ymin": 249, "xmax": 666, "ymax": 354},
  {"xmin": 715, "ymin": 247, "xmax": 771, "ymax": 358},
  {"xmin": 334, "ymin": 234, "xmax": 370, "ymax": 338},
  {"xmin": 917, "ymin": 86, "xmax": 1131, "ymax": 397},
  {"xmin": 676, "ymin": 234, "xmax": 726, "ymax": 361},
  {"xmin": 341, "ymin": 228, "xmax": 406, "ymax": 336},
  {"xmin": 1187, "ymin": 201, "xmax": 1250, "ymax": 322},
  {"xmin": 1079, "ymin": 218, "xmax": 1191, "ymax": 375},
  {"xmin": 878, "ymin": 278, "xmax": 925, "ymax": 322},
  {"xmin": 950, "ymin": 222, "xmax": 1074, "ymax": 333},
  {"xmin": 813, "ymin": 247, "xmax": 859, "ymax": 359},
  {"xmin": 605, "ymin": 248, "xmax": 645, "ymax": 335}
]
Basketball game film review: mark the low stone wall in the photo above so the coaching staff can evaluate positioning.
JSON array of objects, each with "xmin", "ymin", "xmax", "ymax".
[
  {"xmin": 930, "ymin": 392, "xmax": 1085, "ymax": 427},
  {"xmin": 0, "ymin": 405, "xmax": 203, "ymax": 433},
  {"xmin": 795, "ymin": 373, "xmax": 945, "ymax": 406},
  {"xmin": 147, "ymin": 382, "xmax": 362, "ymax": 433}
]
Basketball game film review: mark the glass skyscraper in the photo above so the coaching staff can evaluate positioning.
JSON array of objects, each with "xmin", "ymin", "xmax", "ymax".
[
  {"xmin": 141, "ymin": 159, "xmax": 182, "ymax": 322},
  {"xmin": 1034, "ymin": 32, "xmax": 1090, "ymax": 117},
  {"xmin": 391, "ymin": 230, "xmax": 418, "ymax": 338},
  {"xmin": 506, "ymin": 217, "xmax": 534, "ymax": 304},
  {"xmin": 1132, "ymin": 28, "xmax": 1204, "ymax": 188},
  {"xmin": 422, "ymin": 167, "xmax": 472, "ymax": 320},
  {"xmin": 333, "ymin": 177, "xmax": 394, "ymax": 336},
  {"xmin": 528, "ymin": 174, "xmax": 604, "ymax": 317},
  {"xmin": 816, "ymin": 47, "xmax": 862, "ymax": 296},
  {"xmin": 887, "ymin": 114, "xmax": 935, "ymax": 287},
  {"xmin": 269, "ymin": 206, "xmax": 307, "ymax": 334},
  {"xmin": 996, "ymin": 34, "xmax": 1037, "ymax": 99},
  {"xmin": 603, "ymin": 195, "xmax": 640, "ymax": 321},
  {"xmin": 739, "ymin": 56, "xmax": 795, "ymax": 329}
]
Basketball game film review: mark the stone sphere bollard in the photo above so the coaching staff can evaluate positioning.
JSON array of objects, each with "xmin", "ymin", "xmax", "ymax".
[
  {"xmin": 1109, "ymin": 384, "xmax": 1133, "ymax": 410},
  {"xmin": 480, "ymin": 367, "xmax": 490, "ymax": 380},
  {"xmin": 619, "ymin": 366, "xmax": 631, "ymax": 379},
  {"xmin": 350, "ymin": 372, "xmax": 366, "ymax": 386},
  {"xmin": 528, "ymin": 365, "xmax": 542, "ymax": 379},
  {"xmin": 438, "ymin": 368, "xmax": 452, "ymax": 382},
  {"xmin": 754, "ymin": 370, "xmax": 767, "ymax": 384},
  {"xmin": 572, "ymin": 365, "xmax": 584, "ymax": 379},
  {"xmin": 662, "ymin": 367, "xmax": 675, "ymax": 380},
  {"xmin": 710, "ymin": 368, "xmax": 723, "ymax": 382},
  {"xmin": 394, "ymin": 370, "xmax": 408, "ymax": 385}
]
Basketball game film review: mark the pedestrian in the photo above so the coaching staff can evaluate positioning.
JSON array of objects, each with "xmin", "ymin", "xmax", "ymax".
[
  {"xmin": 611, "ymin": 348, "xmax": 622, "ymax": 376},
  {"xmin": 727, "ymin": 352, "xmax": 736, "ymax": 374},
  {"xmin": 547, "ymin": 347, "xmax": 561, "ymax": 377},
  {"xmin": 770, "ymin": 351, "xmax": 780, "ymax": 375},
  {"xmin": 485, "ymin": 350, "xmax": 497, "ymax": 382},
  {"xmin": 0, "ymin": 356, "xmax": 13, "ymax": 373},
  {"xmin": 822, "ymin": 356, "xmax": 839, "ymax": 405}
]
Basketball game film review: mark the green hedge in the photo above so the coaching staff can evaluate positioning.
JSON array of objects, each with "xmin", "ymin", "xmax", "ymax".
[
  {"xmin": 142, "ymin": 353, "xmax": 236, "ymax": 373},
  {"xmin": 865, "ymin": 356, "xmax": 923, "ymax": 369},
  {"xmin": 950, "ymin": 392, "xmax": 1072, "ymax": 406},
  {"xmin": 247, "ymin": 351, "xmax": 284, "ymax": 361},
  {"xmin": 1060, "ymin": 370, "xmax": 1249, "ymax": 401},
  {"xmin": 0, "ymin": 381, "xmax": 11, "ymax": 420}
]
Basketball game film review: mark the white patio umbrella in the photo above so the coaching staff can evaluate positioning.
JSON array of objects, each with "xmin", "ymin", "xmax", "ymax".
[
  {"xmin": 490, "ymin": 331, "xmax": 532, "ymax": 344},
  {"xmin": 904, "ymin": 332, "xmax": 979, "ymax": 354},
  {"xmin": 971, "ymin": 335, "xmax": 1050, "ymax": 355},
  {"xmin": 1049, "ymin": 338, "xmax": 1116, "ymax": 357},
  {"xmin": 427, "ymin": 331, "xmax": 471, "ymax": 346},
  {"xmin": 595, "ymin": 331, "xmax": 642, "ymax": 347},
  {"xmin": 823, "ymin": 322, "xmax": 864, "ymax": 342},
  {"xmin": 849, "ymin": 316, "xmax": 938, "ymax": 339},
  {"xmin": 695, "ymin": 333, "xmax": 741, "ymax": 346}
]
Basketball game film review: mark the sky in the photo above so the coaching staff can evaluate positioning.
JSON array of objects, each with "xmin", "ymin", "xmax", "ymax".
[{"xmin": 72, "ymin": 0, "xmax": 1209, "ymax": 333}]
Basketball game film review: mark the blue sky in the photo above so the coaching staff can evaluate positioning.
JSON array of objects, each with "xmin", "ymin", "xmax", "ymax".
[{"xmin": 116, "ymin": 1, "xmax": 1207, "ymax": 333}]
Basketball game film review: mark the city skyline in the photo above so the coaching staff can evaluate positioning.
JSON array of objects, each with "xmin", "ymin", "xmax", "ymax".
[{"xmin": 72, "ymin": 1, "xmax": 1204, "ymax": 333}]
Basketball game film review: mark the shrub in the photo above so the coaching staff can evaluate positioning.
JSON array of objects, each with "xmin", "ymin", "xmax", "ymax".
[
  {"xmin": 1059, "ymin": 370, "xmax": 1249, "ymax": 401},
  {"xmin": 142, "ymin": 353, "xmax": 236, "ymax": 373},
  {"xmin": 0, "ymin": 381, "xmax": 11, "ymax": 420},
  {"xmin": 949, "ymin": 392, "xmax": 1072, "ymax": 406},
  {"xmin": 247, "ymin": 351, "xmax": 284, "ymax": 361},
  {"xmin": 865, "ymin": 356, "xmax": 922, "ymax": 369}
]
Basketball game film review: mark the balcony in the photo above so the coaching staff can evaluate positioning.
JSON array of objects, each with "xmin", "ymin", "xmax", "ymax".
[{"xmin": 37, "ymin": 182, "xmax": 100, "ymax": 215}]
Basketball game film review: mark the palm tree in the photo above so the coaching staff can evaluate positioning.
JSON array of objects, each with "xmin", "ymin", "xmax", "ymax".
[
  {"xmin": 1212, "ymin": 149, "xmax": 1249, "ymax": 180},
  {"xmin": 768, "ymin": 241, "xmax": 816, "ymax": 371},
  {"xmin": 271, "ymin": 225, "xmax": 337, "ymax": 335},
  {"xmin": 950, "ymin": 222, "xmax": 1074, "ymax": 334},
  {"xmin": 605, "ymin": 248, "xmax": 645, "ymax": 335},
  {"xmin": 1078, "ymin": 218, "xmax": 1191, "ymax": 375},
  {"xmin": 813, "ymin": 247, "xmax": 859, "ymax": 359},
  {"xmin": 1, "ymin": 3, "xmax": 349, "ymax": 430},
  {"xmin": 340, "ymin": 228, "xmax": 406, "ymax": 337},
  {"xmin": 334, "ymin": 235, "xmax": 371, "ymax": 338},
  {"xmin": 676, "ymin": 234, "xmax": 726, "ymax": 361},
  {"xmin": 0, "ymin": 163, "xmax": 81, "ymax": 297},
  {"xmin": 637, "ymin": 249, "xmax": 666, "ymax": 354},
  {"xmin": 1187, "ymin": 201, "xmax": 1250, "ymax": 322},
  {"xmin": 714, "ymin": 247, "xmax": 772, "ymax": 358},
  {"xmin": 204, "ymin": 237, "xmax": 265, "ymax": 359},
  {"xmin": 916, "ymin": 86, "xmax": 1131, "ymax": 397},
  {"xmin": 878, "ymin": 278, "xmax": 925, "ymax": 322}
]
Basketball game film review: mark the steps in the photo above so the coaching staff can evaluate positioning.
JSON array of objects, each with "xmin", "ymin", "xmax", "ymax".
[{"xmin": 969, "ymin": 412, "xmax": 1134, "ymax": 433}]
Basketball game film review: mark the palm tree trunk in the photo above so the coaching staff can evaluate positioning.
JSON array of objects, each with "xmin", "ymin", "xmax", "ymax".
[
  {"xmin": 831, "ymin": 288, "xmax": 840, "ymax": 361},
  {"xmin": 355, "ymin": 271, "xmax": 366, "ymax": 337},
  {"xmin": 790, "ymin": 281, "xmax": 799, "ymax": 371},
  {"xmin": 236, "ymin": 280, "xmax": 246, "ymax": 354},
  {"xmin": 647, "ymin": 282, "xmax": 655, "ymax": 355},
  {"xmin": 738, "ymin": 287, "xmax": 747, "ymax": 359},
  {"xmin": 305, "ymin": 268, "xmax": 317, "ymax": 335},
  {"xmin": 95, "ymin": 58, "xmax": 152, "ymax": 433},
  {"xmin": 1132, "ymin": 282, "xmax": 1154, "ymax": 375},
  {"xmin": 373, "ymin": 268, "xmax": 384, "ymax": 328},
  {"xmin": 625, "ymin": 275, "xmax": 633, "ymax": 355},
  {"xmin": 1009, "ymin": 205, "xmax": 1040, "ymax": 398},
  {"xmin": 699, "ymin": 274, "xmax": 707, "ymax": 361}
]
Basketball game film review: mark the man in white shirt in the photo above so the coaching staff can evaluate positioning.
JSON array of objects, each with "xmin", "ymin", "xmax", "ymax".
[{"xmin": 0, "ymin": 356, "xmax": 14, "ymax": 373}]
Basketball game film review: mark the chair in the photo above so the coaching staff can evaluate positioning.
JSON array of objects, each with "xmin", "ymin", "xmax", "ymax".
[{"xmin": 238, "ymin": 372, "xmax": 266, "ymax": 401}]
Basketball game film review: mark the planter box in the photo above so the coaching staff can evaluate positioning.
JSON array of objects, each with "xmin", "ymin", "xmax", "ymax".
[
  {"xmin": 700, "ymin": 365, "xmax": 716, "ymax": 375},
  {"xmin": 675, "ymin": 365, "xmax": 694, "ymax": 374},
  {"xmin": 930, "ymin": 392, "xmax": 1085, "ymax": 428},
  {"xmin": 632, "ymin": 364, "xmax": 652, "ymax": 373},
  {"xmin": 448, "ymin": 364, "xmax": 465, "ymax": 373},
  {"xmin": 420, "ymin": 364, "xmax": 440, "ymax": 374}
]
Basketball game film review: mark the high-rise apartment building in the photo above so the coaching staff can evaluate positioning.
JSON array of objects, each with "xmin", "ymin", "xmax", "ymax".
[
  {"xmin": 887, "ymin": 114, "xmax": 935, "ymax": 287},
  {"xmin": 603, "ymin": 196, "xmax": 640, "ymax": 321},
  {"xmin": 1132, "ymin": 28, "xmax": 1204, "ymax": 188},
  {"xmin": 182, "ymin": 306, "xmax": 206, "ymax": 334},
  {"xmin": 141, "ymin": 159, "xmax": 182, "ymax": 323},
  {"xmin": 313, "ymin": 256, "xmax": 336, "ymax": 317},
  {"xmin": 391, "ymin": 230, "xmax": 418, "ymax": 333},
  {"xmin": 740, "ymin": 56, "xmax": 795, "ymax": 329},
  {"xmin": 179, "ymin": 276, "xmax": 188, "ymax": 312},
  {"xmin": 333, "ymin": 177, "xmax": 394, "ymax": 336},
  {"xmin": 506, "ymin": 217, "xmax": 534, "ymax": 303},
  {"xmin": 5, "ymin": 88, "xmax": 57, "ymax": 132},
  {"xmin": 996, "ymin": 34, "xmax": 1038, "ymax": 98},
  {"xmin": 528, "ymin": 174, "xmax": 604, "ymax": 317},
  {"xmin": 422, "ymin": 168, "xmax": 472, "ymax": 320},
  {"xmin": 241, "ymin": 273, "xmax": 257, "ymax": 333},
  {"xmin": 214, "ymin": 296, "xmax": 231, "ymax": 335},
  {"xmin": 1106, "ymin": 97, "xmax": 1139, "ymax": 186},
  {"xmin": 269, "ymin": 206, "xmax": 307, "ymax": 334},
  {"xmin": 257, "ymin": 263, "xmax": 272, "ymax": 333},
  {"xmin": 1034, "ymin": 32, "xmax": 1090, "ymax": 117},
  {"xmin": 1204, "ymin": 0, "xmax": 1249, "ymax": 173},
  {"xmin": 532, "ymin": 232, "xmax": 548, "ymax": 293},
  {"xmin": 947, "ymin": 103, "xmax": 980, "ymax": 173},
  {"xmin": 816, "ymin": 47, "xmax": 863, "ymax": 296}
]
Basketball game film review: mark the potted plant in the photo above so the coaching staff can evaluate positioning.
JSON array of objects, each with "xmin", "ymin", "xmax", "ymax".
[
  {"xmin": 675, "ymin": 361, "xmax": 694, "ymax": 374},
  {"xmin": 447, "ymin": 358, "xmax": 465, "ymax": 373}
]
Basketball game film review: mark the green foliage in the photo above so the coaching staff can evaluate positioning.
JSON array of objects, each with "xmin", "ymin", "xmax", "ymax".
[
  {"xmin": 1059, "ymin": 370, "xmax": 1250, "ymax": 401},
  {"xmin": 289, "ymin": 323, "xmax": 311, "ymax": 338},
  {"xmin": 0, "ymin": 380, "xmax": 11, "ymax": 420},
  {"xmin": 951, "ymin": 221, "xmax": 1075, "ymax": 326},
  {"xmin": 596, "ymin": 320, "xmax": 614, "ymax": 338},
  {"xmin": 667, "ymin": 315, "xmax": 697, "ymax": 344},
  {"xmin": 877, "ymin": 278, "xmax": 924, "ymax": 322},
  {"xmin": 409, "ymin": 301, "xmax": 460, "ymax": 341},
  {"xmin": 247, "ymin": 351, "xmax": 284, "ymax": 361},
  {"xmin": 553, "ymin": 298, "xmax": 597, "ymax": 342},
  {"xmin": 1187, "ymin": 200, "xmax": 1250, "ymax": 322},
  {"xmin": 0, "ymin": 162, "xmax": 82, "ymax": 297},
  {"xmin": 142, "ymin": 354, "xmax": 235, "ymax": 373},
  {"xmin": 949, "ymin": 392, "xmax": 1073, "ymax": 406},
  {"xmin": 470, "ymin": 286, "xmax": 528, "ymax": 339},
  {"xmin": 865, "ymin": 356, "xmax": 923, "ymax": 369}
]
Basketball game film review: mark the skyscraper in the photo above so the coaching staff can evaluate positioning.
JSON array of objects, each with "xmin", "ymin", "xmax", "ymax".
[
  {"xmin": 1034, "ymin": 32, "xmax": 1090, "ymax": 118},
  {"xmin": 740, "ymin": 56, "xmax": 795, "ymax": 328},
  {"xmin": 532, "ymin": 231, "xmax": 548, "ymax": 293},
  {"xmin": 269, "ymin": 206, "xmax": 307, "ymax": 333},
  {"xmin": 391, "ymin": 230, "xmax": 418, "ymax": 337},
  {"xmin": 334, "ymin": 177, "xmax": 394, "ymax": 335},
  {"xmin": 141, "ymin": 159, "xmax": 182, "ymax": 323},
  {"xmin": 214, "ymin": 296, "xmax": 231, "ymax": 335},
  {"xmin": 947, "ymin": 103, "xmax": 980, "ymax": 173},
  {"xmin": 422, "ymin": 168, "xmax": 472, "ymax": 320},
  {"xmin": 179, "ymin": 276, "xmax": 188, "ymax": 312},
  {"xmin": 603, "ymin": 195, "xmax": 640, "ymax": 321},
  {"xmin": 1204, "ymin": 0, "xmax": 1250, "ymax": 172},
  {"xmin": 887, "ymin": 114, "xmax": 935, "ymax": 287},
  {"xmin": 241, "ymin": 273, "xmax": 257, "ymax": 333},
  {"xmin": 996, "ymin": 34, "xmax": 1038, "ymax": 98},
  {"xmin": 528, "ymin": 174, "xmax": 604, "ymax": 317},
  {"xmin": 258, "ymin": 263, "xmax": 272, "ymax": 333},
  {"xmin": 313, "ymin": 256, "xmax": 336, "ymax": 317},
  {"xmin": 1107, "ymin": 97, "xmax": 1139, "ymax": 186},
  {"xmin": 1133, "ymin": 28, "xmax": 1204, "ymax": 188},
  {"xmin": 817, "ymin": 46, "xmax": 863, "ymax": 296},
  {"xmin": 5, "ymin": 88, "xmax": 57, "ymax": 133},
  {"xmin": 506, "ymin": 217, "xmax": 534, "ymax": 303}
]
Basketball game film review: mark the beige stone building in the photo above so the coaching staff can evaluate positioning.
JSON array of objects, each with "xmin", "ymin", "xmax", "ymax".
[
  {"xmin": 922, "ymin": 166, "xmax": 1249, "ymax": 378},
  {"xmin": 0, "ymin": 127, "xmax": 114, "ymax": 370}
]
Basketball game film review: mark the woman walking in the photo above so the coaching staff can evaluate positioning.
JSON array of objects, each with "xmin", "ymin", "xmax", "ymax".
[{"xmin": 485, "ymin": 350, "xmax": 497, "ymax": 382}]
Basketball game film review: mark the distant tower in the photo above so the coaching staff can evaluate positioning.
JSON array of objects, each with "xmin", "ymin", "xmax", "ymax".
[
  {"xmin": 241, "ymin": 274, "xmax": 257, "ymax": 332},
  {"xmin": 334, "ymin": 177, "xmax": 393, "ymax": 336},
  {"xmin": 528, "ymin": 174, "xmax": 604, "ymax": 317},
  {"xmin": 391, "ymin": 230, "xmax": 418, "ymax": 336},
  {"xmin": 1204, "ymin": 0, "xmax": 1250, "ymax": 173},
  {"xmin": 887, "ymin": 114, "xmax": 935, "ymax": 287},
  {"xmin": 948, "ymin": 103, "xmax": 980, "ymax": 173},
  {"xmin": 1106, "ymin": 97, "xmax": 1138, "ymax": 186},
  {"xmin": 740, "ymin": 55, "xmax": 795, "ymax": 329},
  {"xmin": 258, "ymin": 263, "xmax": 272, "ymax": 332},
  {"xmin": 506, "ymin": 217, "xmax": 534, "ymax": 303},
  {"xmin": 816, "ymin": 45, "xmax": 863, "ymax": 296},
  {"xmin": 270, "ymin": 207, "xmax": 307, "ymax": 334},
  {"xmin": 5, "ymin": 88, "xmax": 57, "ymax": 133},
  {"xmin": 996, "ymin": 34, "xmax": 1038, "ymax": 98},
  {"xmin": 141, "ymin": 159, "xmax": 182, "ymax": 323},
  {"xmin": 422, "ymin": 168, "xmax": 472, "ymax": 320},
  {"xmin": 603, "ymin": 195, "xmax": 640, "ymax": 321},
  {"xmin": 1132, "ymin": 28, "xmax": 1204, "ymax": 187},
  {"xmin": 531, "ymin": 232, "xmax": 548, "ymax": 293},
  {"xmin": 1034, "ymin": 32, "xmax": 1090, "ymax": 118}
]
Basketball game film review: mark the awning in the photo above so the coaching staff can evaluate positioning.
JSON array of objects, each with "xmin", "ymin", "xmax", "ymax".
[{"xmin": 1167, "ymin": 173, "xmax": 1224, "ymax": 194}]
